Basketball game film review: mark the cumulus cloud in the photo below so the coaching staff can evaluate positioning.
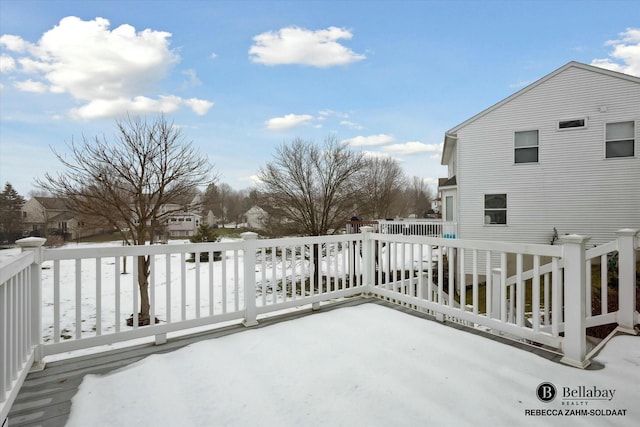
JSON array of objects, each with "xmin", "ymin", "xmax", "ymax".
[
  {"xmin": 591, "ymin": 28, "xmax": 640, "ymax": 77},
  {"xmin": 342, "ymin": 134, "xmax": 395, "ymax": 147},
  {"xmin": 249, "ymin": 26, "xmax": 365, "ymax": 67},
  {"xmin": 0, "ymin": 54, "xmax": 16, "ymax": 72},
  {"xmin": 381, "ymin": 142, "xmax": 443, "ymax": 155},
  {"xmin": 0, "ymin": 16, "xmax": 214, "ymax": 119},
  {"xmin": 265, "ymin": 113, "xmax": 314, "ymax": 130}
]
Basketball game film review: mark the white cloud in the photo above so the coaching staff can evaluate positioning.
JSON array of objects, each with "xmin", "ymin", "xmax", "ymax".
[
  {"xmin": 184, "ymin": 98, "xmax": 214, "ymax": 115},
  {"xmin": 249, "ymin": 26, "xmax": 365, "ymax": 67},
  {"xmin": 181, "ymin": 69, "xmax": 202, "ymax": 88},
  {"xmin": 14, "ymin": 79, "xmax": 47, "ymax": 93},
  {"xmin": 210, "ymin": 52, "xmax": 218, "ymax": 60},
  {"xmin": 362, "ymin": 150, "xmax": 392, "ymax": 159},
  {"xmin": 342, "ymin": 134, "xmax": 394, "ymax": 147},
  {"xmin": 0, "ymin": 54, "xmax": 16, "ymax": 72},
  {"xmin": 340, "ymin": 120, "xmax": 364, "ymax": 130},
  {"xmin": 0, "ymin": 16, "xmax": 215, "ymax": 118},
  {"xmin": 0, "ymin": 34, "xmax": 32, "ymax": 52},
  {"xmin": 70, "ymin": 95, "xmax": 183, "ymax": 119},
  {"xmin": 382, "ymin": 142, "xmax": 443, "ymax": 155},
  {"xmin": 591, "ymin": 28, "xmax": 640, "ymax": 77},
  {"xmin": 265, "ymin": 113, "xmax": 314, "ymax": 130}
]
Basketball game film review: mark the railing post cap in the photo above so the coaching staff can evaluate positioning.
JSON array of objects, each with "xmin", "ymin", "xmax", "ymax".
[
  {"xmin": 615, "ymin": 228, "xmax": 639, "ymax": 237},
  {"xmin": 16, "ymin": 236, "xmax": 47, "ymax": 248},
  {"xmin": 240, "ymin": 231, "xmax": 259, "ymax": 240},
  {"xmin": 559, "ymin": 234, "xmax": 590, "ymax": 245}
]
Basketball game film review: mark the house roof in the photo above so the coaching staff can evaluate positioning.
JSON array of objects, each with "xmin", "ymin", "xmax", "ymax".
[
  {"xmin": 49, "ymin": 211, "xmax": 77, "ymax": 222},
  {"xmin": 34, "ymin": 197, "xmax": 69, "ymax": 210},
  {"xmin": 440, "ymin": 61, "xmax": 640, "ymax": 165},
  {"xmin": 438, "ymin": 176, "xmax": 456, "ymax": 188}
]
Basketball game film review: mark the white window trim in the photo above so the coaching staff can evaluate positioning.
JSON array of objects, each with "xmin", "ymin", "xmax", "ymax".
[
  {"xmin": 557, "ymin": 117, "xmax": 587, "ymax": 131},
  {"xmin": 483, "ymin": 193, "xmax": 508, "ymax": 226},
  {"xmin": 514, "ymin": 129, "xmax": 539, "ymax": 164},
  {"xmin": 604, "ymin": 120, "xmax": 636, "ymax": 160}
]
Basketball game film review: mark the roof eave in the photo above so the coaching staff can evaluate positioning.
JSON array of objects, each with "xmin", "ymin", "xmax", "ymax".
[{"xmin": 441, "ymin": 133, "xmax": 457, "ymax": 165}]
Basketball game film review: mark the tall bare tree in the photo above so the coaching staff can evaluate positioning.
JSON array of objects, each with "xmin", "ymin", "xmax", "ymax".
[
  {"xmin": 357, "ymin": 157, "xmax": 407, "ymax": 219},
  {"xmin": 257, "ymin": 135, "xmax": 367, "ymax": 236},
  {"xmin": 37, "ymin": 115, "xmax": 214, "ymax": 324},
  {"xmin": 399, "ymin": 176, "xmax": 434, "ymax": 218}
]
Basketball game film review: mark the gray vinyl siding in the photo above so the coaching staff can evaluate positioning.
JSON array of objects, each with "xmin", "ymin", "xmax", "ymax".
[{"xmin": 457, "ymin": 66, "xmax": 640, "ymax": 247}]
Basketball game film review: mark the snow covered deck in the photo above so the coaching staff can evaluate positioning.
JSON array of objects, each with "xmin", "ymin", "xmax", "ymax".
[
  {"xmin": 2, "ymin": 228, "xmax": 638, "ymax": 425},
  {"xmin": 8, "ymin": 299, "xmax": 639, "ymax": 427}
]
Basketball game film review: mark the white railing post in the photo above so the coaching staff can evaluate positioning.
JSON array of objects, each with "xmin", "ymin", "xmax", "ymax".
[
  {"xmin": 615, "ymin": 229, "xmax": 639, "ymax": 334},
  {"xmin": 15, "ymin": 237, "xmax": 47, "ymax": 371},
  {"xmin": 360, "ymin": 226, "xmax": 375, "ymax": 294},
  {"xmin": 490, "ymin": 268, "xmax": 501, "ymax": 320},
  {"xmin": 241, "ymin": 232, "xmax": 259, "ymax": 327},
  {"xmin": 559, "ymin": 234, "xmax": 590, "ymax": 369}
]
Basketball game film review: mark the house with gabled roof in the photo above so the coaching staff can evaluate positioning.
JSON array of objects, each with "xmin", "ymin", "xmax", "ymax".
[
  {"xmin": 440, "ymin": 61, "xmax": 640, "ymax": 247},
  {"xmin": 21, "ymin": 196, "xmax": 109, "ymax": 240}
]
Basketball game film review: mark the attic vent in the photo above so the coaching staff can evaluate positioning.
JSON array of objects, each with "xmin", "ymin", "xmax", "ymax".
[{"xmin": 558, "ymin": 119, "xmax": 585, "ymax": 129}]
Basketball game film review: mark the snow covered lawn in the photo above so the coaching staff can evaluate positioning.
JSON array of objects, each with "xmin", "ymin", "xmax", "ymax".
[{"xmin": 66, "ymin": 304, "xmax": 639, "ymax": 427}]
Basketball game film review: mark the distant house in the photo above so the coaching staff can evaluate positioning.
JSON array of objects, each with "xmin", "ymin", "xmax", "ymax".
[
  {"xmin": 21, "ymin": 197, "xmax": 105, "ymax": 240},
  {"xmin": 156, "ymin": 194, "xmax": 202, "ymax": 238},
  {"xmin": 440, "ymin": 61, "xmax": 639, "ymax": 246},
  {"xmin": 243, "ymin": 206, "xmax": 267, "ymax": 230}
]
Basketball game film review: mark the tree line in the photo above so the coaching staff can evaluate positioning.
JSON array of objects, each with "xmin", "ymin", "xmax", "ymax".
[{"xmin": 2, "ymin": 115, "xmax": 436, "ymax": 323}]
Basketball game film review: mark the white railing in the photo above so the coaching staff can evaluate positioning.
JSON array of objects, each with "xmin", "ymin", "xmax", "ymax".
[
  {"xmin": 34, "ymin": 233, "xmax": 366, "ymax": 357},
  {"xmin": 365, "ymin": 230, "xmax": 566, "ymax": 349},
  {"xmin": 346, "ymin": 219, "xmax": 457, "ymax": 238},
  {"xmin": 0, "ymin": 238, "xmax": 44, "ymax": 423},
  {"xmin": 1, "ymin": 228, "xmax": 638, "ymax": 421}
]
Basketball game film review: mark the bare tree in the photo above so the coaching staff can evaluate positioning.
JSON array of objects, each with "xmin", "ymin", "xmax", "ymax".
[
  {"xmin": 37, "ymin": 115, "xmax": 214, "ymax": 325},
  {"xmin": 257, "ymin": 135, "xmax": 367, "ymax": 236},
  {"xmin": 398, "ymin": 176, "xmax": 434, "ymax": 218},
  {"xmin": 357, "ymin": 157, "xmax": 407, "ymax": 219}
]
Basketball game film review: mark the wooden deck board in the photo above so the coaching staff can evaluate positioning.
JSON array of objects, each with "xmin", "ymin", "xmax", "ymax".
[{"xmin": 7, "ymin": 297, "xmax": 568, "ymax": 427}]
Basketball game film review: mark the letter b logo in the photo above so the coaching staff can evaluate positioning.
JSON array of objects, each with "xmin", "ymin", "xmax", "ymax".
[{"xmin": 536, "ymin": 382, "xmax": 556, "ymax": 402}]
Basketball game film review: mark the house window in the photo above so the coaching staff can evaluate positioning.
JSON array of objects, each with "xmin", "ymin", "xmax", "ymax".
[
  {"xmin": 484, "ymin": 194, "xmax": 507, "ymax": 225},
  {"xmin": 605, "ymin": 121, "xmax": 635, "ymax": 158},
  {"xmin": 558, "ymin": 119, "xmax": 586, "ymax": 130},
  {"xmin": 514, "ymin": 130, "xmax": 538, "ymax": 163},
  {"xmin": 445, "ymin": 196, "xmax": 453, "ymax": 222}
]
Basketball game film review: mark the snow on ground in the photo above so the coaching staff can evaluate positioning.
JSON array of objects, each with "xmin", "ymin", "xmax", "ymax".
[{"xmin": 66, "ymin": 304, "xmax": 639, "ymax": 427}]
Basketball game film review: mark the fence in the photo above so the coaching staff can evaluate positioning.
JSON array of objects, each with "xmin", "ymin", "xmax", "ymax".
[
  {"xmin": 346, "ymin": 219, "xmax": 457, "ymax": 238},
  {"xmin": 362, "ymin": 228, "xmax": 638, "ymax": 368},
  {"xmin": 1, "ymin": 228, "xmax": 638, "ymax": 421}
]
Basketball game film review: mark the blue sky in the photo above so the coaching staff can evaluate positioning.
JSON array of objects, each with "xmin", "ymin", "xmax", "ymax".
[{"xmin": 1, "ymin": 0, "xmax": 639, "ymax": 196}]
